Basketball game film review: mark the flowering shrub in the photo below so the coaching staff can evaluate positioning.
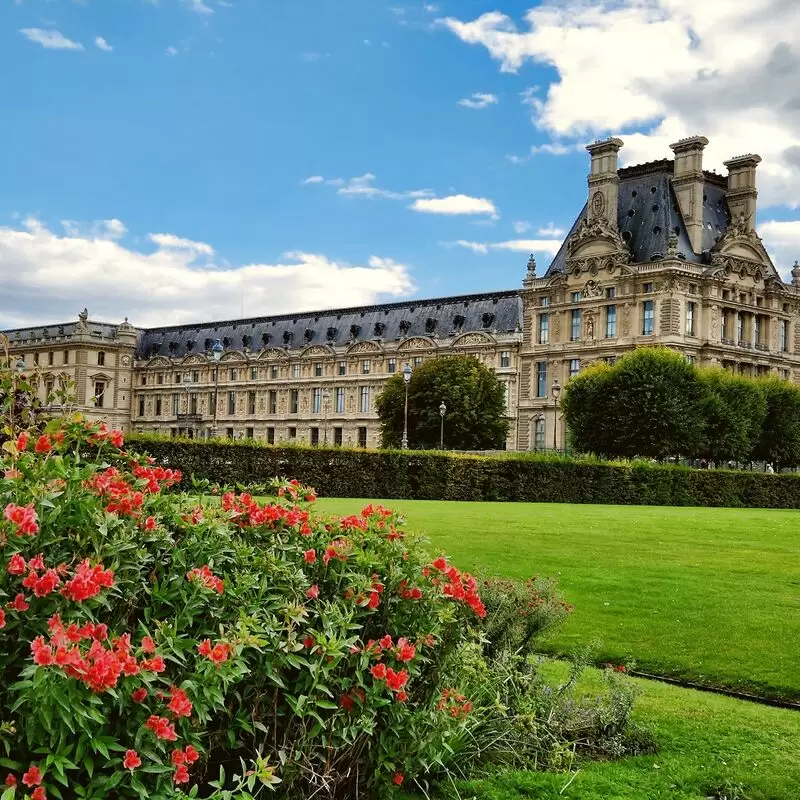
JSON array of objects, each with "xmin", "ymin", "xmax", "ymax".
[{"xmin": 0, "ymin": 397, "xmax": 487, "ymax": 797}]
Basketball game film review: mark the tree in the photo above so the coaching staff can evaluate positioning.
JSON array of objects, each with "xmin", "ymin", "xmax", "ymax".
[
  {"xmin": 560, "ymin": 361, "xmax": 615, "ymax": 456},
  {"xmin": 751, "ymin": 377, "xmax": 800, "ymax": 469},
  {"xmin": 375, "ymin": 355, "xmax": 509, "ymax": 450},
  {"xmin": 697, "ymin": 369, "xmax": 766, "ymax": 464},
  {"xmin": 561, "ymin": 347, "xmax": 706, "ymax": 460}
]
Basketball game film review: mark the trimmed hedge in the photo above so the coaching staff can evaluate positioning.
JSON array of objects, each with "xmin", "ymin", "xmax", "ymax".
[{"xmin": 128, "ymin": 434, "xmax": 800, "ymax": 509}]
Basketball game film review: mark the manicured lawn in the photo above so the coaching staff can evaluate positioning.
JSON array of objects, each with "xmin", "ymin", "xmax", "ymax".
[
  {"xmin": 411, "ymin": 663, "xmax": 800, "ymax": 800},
  {"xmin": 316, "ymin": 499, "xmax": 800, "ymax": 700}
]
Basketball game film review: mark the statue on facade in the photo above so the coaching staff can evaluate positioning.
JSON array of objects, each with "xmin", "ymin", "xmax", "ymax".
[
  {"xmin": 76, "ymin": 309, "xmax": 89, "ymax": 332},
  {"xmin": 586, "ymin": 315, "xmax": 595, "ymax": 341}
]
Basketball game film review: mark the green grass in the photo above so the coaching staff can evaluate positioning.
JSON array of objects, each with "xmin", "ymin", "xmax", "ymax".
[
  {"xmin": 411, "ymin": 663, "xmax": 800, "ymax": 800},
  {"xmin": 316, "ymin": 499, "xmax": 800, "ymax": 700}
]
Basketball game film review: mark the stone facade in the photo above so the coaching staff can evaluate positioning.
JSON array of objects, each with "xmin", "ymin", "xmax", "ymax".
[{"xmin": 3, "ymin": 135, "xmax": 799, "ymax": 452}]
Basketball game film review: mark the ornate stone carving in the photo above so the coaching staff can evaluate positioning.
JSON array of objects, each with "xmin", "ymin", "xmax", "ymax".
[
  {"xmin": 591, "ymin": 191, "xmax": 606, "ymax": 218},
  {"xmin": 552, "ymin": 312, "xmax": 561, "ymax": 341},
  {"xmin": 453, "ymin": 333, "xmax": 488, "ymax": 347},
  {"xmin": 76, "ymin": 309, "xmax": 89, "ymax": 332},
  {"xmin": 621, "ymin": 304, "xmax": 632, "ymax": 337},
  {"xmin": 581, "ymin": 279, "xmax": 604, "ymax": 299},
  {"xmin": 710, "ymin": 305, "xmax": 719, "ymax": 341},
  {"xmin": 566, "ymin": 216, "xmax": 628, "ymax": 257},
  {"xmin": 348, "ymin": 341, "xmax": 379, "ymax": 354},
  {"xmin": 585, "ymin": 313, "xmax": 596, "ymax": 341},
  {"xmin": 303, "ymin": 345, "xmax": 330, "ymax": 356},
  {"xmin": 398, "ymin": 337, "xmax": 431, "ymax": 350}
]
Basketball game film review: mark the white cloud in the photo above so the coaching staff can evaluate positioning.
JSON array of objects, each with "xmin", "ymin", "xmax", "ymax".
[
  {"xmin": 94, "ymin": 36, "xmax": 112, "ymax": 52},
  {"xmin": 332, "ymin": 174, "xmax": 434, "ymax": 201},
  {"xmin": 442, "ymin": 1, "xmax": 800, "ymax": 208},
  {"xmin": 513, "ymin": 221, "xmax": 530, "ymax": 234},
  {"xmin": 165, "ymin": 46, "xmax": 179, "ymax": 56},
  {"xmin": 530, "ymin": 142, "xmax": 572, "ymax": 156},
  {"xmin": 537, "ymin": 222, "xmax": 565, "ymax": 238},
  {"xmin": 183, "ymin": 0, "xmax": 213, "ymax": 14},
  {"xmin": 759, "ymin": 219, "xmax": 800, "ymax": 278},
  {"xmin": 20, "ymin": 28, "xmax": 83, "ymax": 50},
  {"xmin": 457, "ymin": 92, "xmax": 498, "ymax": 110},
  {"xmin": 302, "ymin": 175, "xmax": 324, "ymax": 185},
  {"xmin": 443, "ymin": 238, "xmax": 563, "ymax": 256},
  {"xmin": 411, "ymin": 194, "xmax": 497, "ymax": 217},
  {"xmin": 0, "ymin": 219, "xmax": 415, "ymax": 329},
  {"xmin": 424, "ymin": 4, "xmax": 440, "ymax": 12},
  {"xmin": 60, "ymin": 219, "xmax": 127, "ymax": 240}
]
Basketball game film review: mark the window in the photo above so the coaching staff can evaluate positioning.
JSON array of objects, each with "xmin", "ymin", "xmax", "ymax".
[
  {"xmin": 310, "ymin": 427, "xmax": 319, "ymax": 446},
  {"xmin": 227, "ymin": 391, "xmax": 236, "ymax": 415},
  {"xmin": 534, "ymin": 417, "xmax": 545, "ymax": 451},
  {"xmin": 33, "ymin": 352, "xmax": 39, "ymax": 366},
  {"xmin": 228, "ymin": 368, "xmax": 236, "ymax": 381},
  {"xmin": 736, "ymin": 312, "xmax": 744, "ymax": 343},
  {"xmin": 314, "ymin": 362, "xmax": 323, "ymax": 377},
  {"xmin": 48, "ymin": 351, "xmax": 54, "ymax": 366},
  {"xmin": 359, "ymin": 386, "xmax": 371, "ymax": 413},
  {"xmin": 358, "ymin": 427, "xmax": 368, "ymax": 448},
  {"xmin": 686, "ymin": 302, "xmax": 696, "ymax": 337},
  {"xmin": 754, "ymin": 315, "xmax": 761, "ymax": 346},
  {"xmin": 270, "ymin": 365, "xmax": 279, "ymax": 379},
  {"xmin": 500, "ymin": 351, "xmax": 510, "ymax": 368},
  {"xmin": 569, "ymin": 359, "xmax": 580, "ymax": 378},
  {"xmin": 267, "ymin": 427, "xmax": 275, "ymax": 445},
  {"xmin": 45, "ymin": 379, "xmax": 54, "ymax": 398},
  {"xmin": 336, "ymin": 387, "xmax": 345, "ymax": 414},
  {"xmin": 642, "ymin": 300, "xmax": 654, "ymax": 335},
  {"xmin": 245, "ymin": 427, "xmax": 254, "ymax": 439},
  {"xmin": 250, "ymin": 367, "xmax": 258, "ymax": 380},
  {"xmin": 225, "ymin": 428, "xmax": 234, "ymax": 439},
  {"xmin": 536, "ymin": 362, "xmax": 547, "ymax": 398},
  {"xmin": 288, "ymin": 426, "xmax": 297, "ymax": 439},
  {"xmin": 384, "ymin": 358, "xmax": 394, "ymax": 375},
  {"xmin": 686, "ymin": 354, "xmax": 696, "ymax": 364},
  {"xmin": 92, "ymin": 382, "xmax": 105, "ymax": 408},
  {"xmin": 606, "ymin": 305, "xmax": 617, "ymax": 338},
  {"xmin": 293, "ymin": 364, "xmax": 301, "ymax": 379},
  {"xmin": 540, "ymin": 297, "xmax": 550, "ymax": 307},
  {"xmin": 268, "ymin": 390, "xmax": 277, "ymax": 414},
  {"xmin": 247, "ymin": 390, "xmax": 256, "ymax": 415},
  {"xmin": 338, "ymin": 361, "xmax": 346, "ymax": 376},
  {"xmin": 140, "ymin": 374, "xmax": 146, "ymax": 386},
  {"xmin": 63, "ymin": 350, "xmax": 70, "ymax": 365},
  {"xmin": 605, "ymin": 287, "xmax": 616, "ymax": 299},
  {"xmin": 570, "ymin": 309, "xmax": 581, "ymax": 341},
  {"xmin": 334, "ymin": 427, "xmax": 343, "ymax": 446},
  {"xmin": 155, "ymin": 397, "xmax": 162, "ymax": 416},
  {"xmin": 643, "ymin": 282, "xmax": 653, "ymax": 294},
  {"xmin": 97, "ymin": 351, "xmax": 105, "ymax": 366},
  {"xmin": 175, "ymin": 373, "xmax": 182, "ymax": 384},
  {"xmin": 781, "ymin": 320, "xmax": 789, "ymax": 352},
  {"xmin": 571, "ymin": 291, "xmax": 581, "ymax": 303},
  {"xmin": 362, "ymin": 359, "xmax": 371, "ymax": 375},
  {"xmin": 173, "ymin": 394, "xmax": 180, "ymax": 416},
  {"xmin": 413, "ymin": 356, "xmax": 423, "ymax": 367},
  {"xmin": 157, "ymin": 373, "xmax": 164, "ymax": 385},
  {"xmin": 313, "ymin": 387, "xmax": 322, "ymax": 414},
  {"xmin": 537, "ymin": 314, "xmax": 549, "ymax": 344},
  {"xmin": 139, "ymin": 397, "xmax": 145, "ymax": 417},
  {"xmin": 290, "ymin": 389, "xmax": 299, "ymax": 414}
]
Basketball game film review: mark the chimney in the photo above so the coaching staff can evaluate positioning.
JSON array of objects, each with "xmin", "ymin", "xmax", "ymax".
[
  {"xmin": 724, "ymin": 153, "xmax": 762, "ymax": 232},
  {"xmin": 669, "ymin": 136, "xmax": 709, "ymax": 253},
  {"xmin": 585, "ymin": 137, "xmax": 624, "ymax": 230}
]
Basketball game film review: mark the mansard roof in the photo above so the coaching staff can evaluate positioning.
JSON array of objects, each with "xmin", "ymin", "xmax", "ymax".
[
  {"xmin": 136, "ymin": 290, "xmax": 522, "ymax": 359},
  {"xmin": 545, "ymin": 159, "xmax": 731, "ymax": 276}
]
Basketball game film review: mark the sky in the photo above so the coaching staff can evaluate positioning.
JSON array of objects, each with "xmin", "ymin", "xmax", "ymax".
[{"xmin": 1, "ymin": 0, "xmax": 800, "ymax": 329}]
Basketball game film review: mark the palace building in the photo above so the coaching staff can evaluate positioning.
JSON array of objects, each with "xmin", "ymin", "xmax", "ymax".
[{"xmin": 4, "ymin": 135, "xmax": 800, "ymax": 451}]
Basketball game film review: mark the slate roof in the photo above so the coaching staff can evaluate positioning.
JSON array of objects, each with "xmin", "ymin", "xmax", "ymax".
[
  {"xmin": 545, "ymin": 160, "xmax": 731, "ymax": 276},
  {"xmin": 137, "ymin": 290, "xmax": 522, "ymax": 359},
  {"xmin": 2, "ymin": 320, "xmax": 125, "ymax": 343}
]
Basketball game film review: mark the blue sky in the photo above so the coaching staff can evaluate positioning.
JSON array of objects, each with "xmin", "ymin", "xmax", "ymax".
[{"xmin": 1, "ymin": 0, "xmax": 799, "ymax": 328}]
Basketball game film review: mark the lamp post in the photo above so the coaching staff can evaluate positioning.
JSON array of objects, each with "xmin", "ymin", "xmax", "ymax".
[
  {"xmin": 439, "ymin": 400, "xmax": 446, "ymax": 450},
  {"xmin": 551, "ymin": 378, "xmax": 561, "ymax": 452},
  {"xmin": 210, "ymin": 339, "xmax": 224, "ymax": 438},
  {"xmin": 322, "ymin": 388, "xmax": 331, "ymax": 446},
  {"xmin": 401, "ymin": 363, "xmax": 412, "ymax": 450}
]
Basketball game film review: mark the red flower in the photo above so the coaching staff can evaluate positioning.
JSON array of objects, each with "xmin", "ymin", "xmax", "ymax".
[
  {"xmin": 123, "ymin": 750, "xmax": 141, "ymax": 770},
  {"xmin": 209, "ymin": 643, "xmax": 231, "ymax": 665},
  {"xmin": 4, "ymin": 774, "xmax": 16, "ymax": 787},
  {"xmin": 409, "ymin": 587, "xmax": 422, "ymax": 600},
  {"xmin": 339, "ymin": 693, "xmax": 354, "ymax": 711},
  {"xmin": 131, "ymin": 687, "xmax": 148, "ymax": 703},
  {"xmin": 141, "ymin": 655, "xmax": 166, "ymax": 673},
  {"xmin": 34, "ymin": 435, "xmax": 51, "ymax": 454},
  {"xmin": 22, "ymin": 765, "xmax": 42, "ymax": 787},
  {"xmin": 379, "ymin": 635, "xmax": 392, "ymax": 650},
  {"xmin": 371, "ymin": 663, "xmax": 387, "ymax": 680},
  {"xmin": 144, "ymin": 516, "xmax": 157, "ymax": 530},
  {"xmin": 395, "ymin": 690, "xmax": 408, "ymax": 703},
  {"xmin": 306, "ymin": 584, "xmax": 319, "ymax": 599},
  {"xmin": 3, "ymin": 503, "xmax": 39, "ymax": 536},
  {"xmin": 386, "ymin": 668, "xmax": 409, "ymax": 692},
  {"xmin": 303, "ymin": 549, "xmax": 316, "ymax": 563},
  {"xmin": 32, "ymin": 569, "xmax": 60, "ymax": 597},
  {"xmin": 392, "ymin": 772, "xmax": 404, "ymax": 786},
  {"xmin": 432, "ymin": 557, "xmax": 448, "ymax": 571},
  {"xmin": 168, "ymin": 687, "xmax": 193, "ymax": 718},
  {"xmin": 303, "ymin": 636, "xmax": 315, "ymax": 649},
  {"xmin": 0, "ymin": 609, "xmax": 5, "ymax": 629},
  {"xmin": 61, "ymin": 559, "xmax": 114, "ymax": 602},
  {"xmin": 141, "ymin": 636, "xmax": 156, "ymax": 653},
  {"xmin": 396, "ymin": 638, "xmax": 416, "ymax": 663},
  {"xmin": 32, "ymin": 788, "xmax": 47, "ymax": 800},
  {"xmin": 109, "ymin": 429, "xmax": 125, "ymax": 448},
  {"xmin": 31, "ymin": 636, "xmax": 53, "ymax": 666},
  {"xmin": 197, "ymin": 639, "xmax": 212, "ymax": 657},
  {"xmin": 7, "ymin": 553, "xmax": 26, "ymax": 575},
  {"xmin": 145, "ymin": 715, "xmax": 178, "ymax": 741},
  {"xmin": 171, "ymin": 749, "xmax": 186, "ymax": 766},
  {"xmin": 173, "ymin": 764, "xmax": 190, "ymax": 784},
  {"xmin": 187, "ymin": 565, "xmax": 224, "ymax": 594},
  {"xmin": 184, "ymin": 745, "xmax": 200, "ymax": 764},
  {"xmin": 8, "ymin": 593, "xmax": 30, "ymax": 612},
  {"xmin": 367, "ymin": 591, "xmax": 380, "ymax": 609},
  {"xmin": 16, "ymin": 431, "xmax": 29, "ymax": 451}
]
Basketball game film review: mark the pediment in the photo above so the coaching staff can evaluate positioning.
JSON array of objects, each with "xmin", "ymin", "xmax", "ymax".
[
  {"xmin": 256, "ymin": 348, "xmax": 289, "ymax": 361},
  {"xmin": 346, "ymin": 340, "xmax": 383, "ymax": 354},
  {"xmin": 713, "ymin": 227, "xmax": 779, "ymax": 279},
  {"xmin": 566, "ymin": 216, "xmax": 631, "ymax": 262},
  {"xmin": 397, "ymin": 336, "xmax": 435, "ymax": 352},
  {"xmin": 452, "ymin": 332, "xmax": 494, "ymax": 347},
  {"xmin": 219, "ymin": 351, "xmax": 247, "ymax": 363},
  {"xmin": 302, "ymin": 344, "xmax": 335, "ymax": 357},
  {"xmin": 147, "ymin": 356, "xmax": 172, "ymax": 367},
  {"xmin": 181, "ymin": 354, "xmax": 208, "ymax": 365}
]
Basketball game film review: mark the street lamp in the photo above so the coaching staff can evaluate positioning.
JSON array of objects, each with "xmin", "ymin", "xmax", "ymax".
[
  {"xmin": 439, "ymin": 400, "xmax": 446, "ymax": 450},
  {"xmin": 210, "ymin": 339, "xmax": 224, "ymax": 438},
  {"xmin": 401, "ymin": 362, "xmax": 412, "ymax": 450},
  {"xmin": 322, "ymin": 388, "xmax": 331, "ymax": 446},
  {"xmin": 551, "ymin": 378, "xmax": 562, "ymax": 452}
]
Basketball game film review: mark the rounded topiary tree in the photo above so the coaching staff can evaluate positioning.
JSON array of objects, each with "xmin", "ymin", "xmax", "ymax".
[{"xmin": 375, "ymin": 355, "xmax": 509, "ymax": 450}]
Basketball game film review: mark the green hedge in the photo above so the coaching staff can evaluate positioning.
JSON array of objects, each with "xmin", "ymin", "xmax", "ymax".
[{"xmin": 128, "ymin": 435, "xmax": 800, "ymax": 509}]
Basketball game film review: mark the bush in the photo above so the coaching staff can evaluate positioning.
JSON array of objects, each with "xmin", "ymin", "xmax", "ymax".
[{"xmin": 129, "ymin": 435, "xmax": 800, "ymax": 510}]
